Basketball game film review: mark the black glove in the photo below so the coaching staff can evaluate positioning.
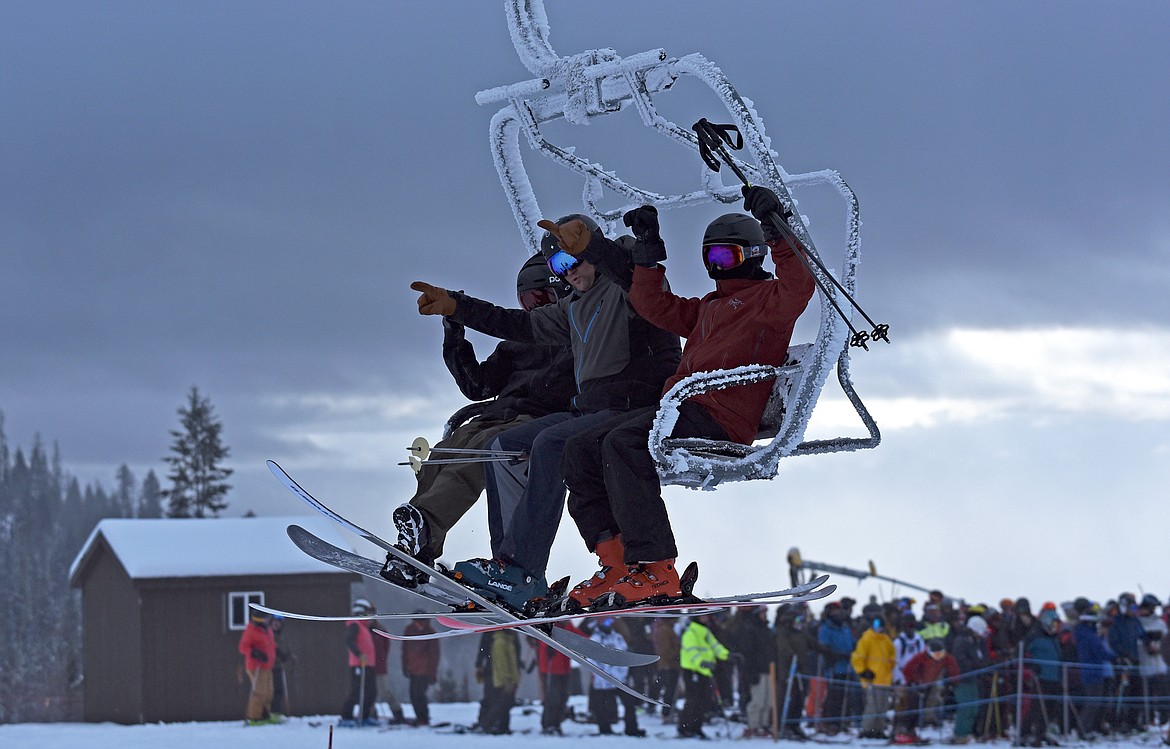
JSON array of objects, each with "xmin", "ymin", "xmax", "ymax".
[
  {"xmin": 251, "ymin": 648, "xmax": 268, "ymax": 664},
  {"xmin": 741, "ymin": 185, "xmax": 792, "ymax": 244},
  {"xmin": 859, "ymin": 669, "xmax": 875, "ymax": 681},
  {"xmin": 622, "ymin": 205, "xmax": 666, "ymax": 267}
]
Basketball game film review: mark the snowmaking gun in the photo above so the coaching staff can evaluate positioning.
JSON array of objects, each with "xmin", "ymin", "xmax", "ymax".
[{"xmin": 787, "ymin": 547, "xmax": 934, "ymax": 596}]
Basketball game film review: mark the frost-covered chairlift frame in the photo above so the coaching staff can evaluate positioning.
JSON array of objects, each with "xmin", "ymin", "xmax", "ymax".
[{"xmin": 476, "ymin": 0, "xmax": 880, "ymax": 489}]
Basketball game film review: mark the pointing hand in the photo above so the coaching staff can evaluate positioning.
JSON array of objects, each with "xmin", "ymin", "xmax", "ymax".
[{"xmin": 410, "ymin": 281, "xmax": 457, "ymax": 316}]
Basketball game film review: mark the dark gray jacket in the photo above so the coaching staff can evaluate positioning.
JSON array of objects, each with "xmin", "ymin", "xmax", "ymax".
[{"xmin": 449, "ymin": 241, "xmax": 679, "ymax": 414}]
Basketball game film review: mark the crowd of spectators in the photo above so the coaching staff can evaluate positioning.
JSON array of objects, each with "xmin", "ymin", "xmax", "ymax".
[
  {"xmin": 681, "ymin": 588, "xmax": 1170, "ymax": 744},
  {"xmin": 497, "ymin": 588, "xmax": 1170, "ymax": 742}
]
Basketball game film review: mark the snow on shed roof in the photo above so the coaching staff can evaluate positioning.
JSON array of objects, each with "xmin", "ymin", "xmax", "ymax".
[{"xmin": 69, "ymin": 515, "xmax": 367, "ymax": 584}]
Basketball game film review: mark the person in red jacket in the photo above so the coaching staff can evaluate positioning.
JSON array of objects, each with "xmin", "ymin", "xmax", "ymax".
[
  {"xmin": 340, "ymin": 599, "xmax": 379, "ymax": 727},
  {"xmin": 238, "ymin": 610, "xmax": 277, "ymax": 724},
  {"xmin": 898, "ymin": 639, "xmax": 960, "ymax": 741},
  {"xmin": 537, "ymin": 621, "xmax": 585, "ymax": 735},
  {"xmin": 401, "ymin": 616, "xmax": 441, "ymax": 726},
  {"xmin": 547, "ymin": 186, "xmax": 815, "ymax": 607}
]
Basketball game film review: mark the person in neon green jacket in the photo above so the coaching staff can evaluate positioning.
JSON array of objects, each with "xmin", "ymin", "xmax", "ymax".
[{"xmin": 678, "ymin": 615, "xmax": 730, "ymax": 738}]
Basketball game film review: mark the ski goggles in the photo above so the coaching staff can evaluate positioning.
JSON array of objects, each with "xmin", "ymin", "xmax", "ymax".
[
  {"xmin": 517, "ymin": 287, "xmax": 559, "ymax": 311},
  {"xmin": 701, "ymin": 242, "xmax": 768, "ymax": 271},
  {"xmin": 546, "ymin": 249, "xmax": 581, "ymax": 278}
]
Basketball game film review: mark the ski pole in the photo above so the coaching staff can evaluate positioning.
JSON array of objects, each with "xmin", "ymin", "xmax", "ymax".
[
  {"xmin": 778, "ymin": 656, "xmax": 797, "ymax": 741},
  {"xmin": 399, "ymin": 455, "xmax": 527, "ymax": 467},
  {"xmin": 407, "ymin": 435, "xmax": 526, "ymax": 460},
  {"xmin": 398, "ymin": 455, "xmax": 529, "ymax": 474},
  {"xmin": 692, "ymin": 117, "xmax": 890, "ymax": 349},
  {"xmin": 411, "ymin": 446, "xmax": 526, "ymax": 457},
  {"xmin": 355, "ymin": 666, "xmax": 365, "ymax": 722}
]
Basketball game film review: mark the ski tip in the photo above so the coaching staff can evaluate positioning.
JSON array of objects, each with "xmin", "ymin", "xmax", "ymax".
[{"xmin": 810, "ymin": 572, "xmax": 831, "ymax": 587}]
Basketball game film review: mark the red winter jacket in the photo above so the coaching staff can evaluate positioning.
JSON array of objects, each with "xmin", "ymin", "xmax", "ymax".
[
  {"xmin": 238, "ymin": 619, "xmax": 276, "ymax": 671},
  {"xmin": 402, "ymin": 620, "xmax": 441, "ymax": 680},
  {"xmin": 347, "ymin": 619, "xmax": 376, "ymax": 669},
  {"xmin": 539, "ymin": 622, "xmax": 585, "ymax": 675},
  {"xmin": 902, "ymin": 651, "xmax": 960, "ymax": 686},
  {"xmin": 629, "ymin": 239, "xmax": 815, "ymax": 445}
]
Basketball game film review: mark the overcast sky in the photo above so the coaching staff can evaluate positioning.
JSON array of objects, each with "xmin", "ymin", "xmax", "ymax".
[{"xmin": 3, "ymin": 1, "xmax": 1169, "ymax": 611}]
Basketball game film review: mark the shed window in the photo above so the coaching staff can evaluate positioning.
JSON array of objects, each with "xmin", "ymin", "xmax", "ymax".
[{"xmin": 228, "ymin": 591, "xmax": 265, "ymax": 631}]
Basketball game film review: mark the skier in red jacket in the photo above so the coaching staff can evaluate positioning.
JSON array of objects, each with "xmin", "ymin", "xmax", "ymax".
[
  {"xmin": 537, "ymin": 621, "xmax": 585, "ymax": 734},
  {"xmin": 401, "ymin": 617, "xmax": 441, "ymax": 725},
  {"xmin": 546, "ymin": 185, "xmax": 815, "ymax": 608},
  {"xmin": 238, "ymin": 610, "xmax": 277, "ymax": 724}
]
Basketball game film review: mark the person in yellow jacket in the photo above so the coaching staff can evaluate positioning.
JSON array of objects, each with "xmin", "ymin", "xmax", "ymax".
[
  {"xmin": 678, "ymin": 614, "xmax": 730, "ymax": 739},
  {"xmin": 852, "ymin": 614, "xmax": 897, "ymax": 739}
]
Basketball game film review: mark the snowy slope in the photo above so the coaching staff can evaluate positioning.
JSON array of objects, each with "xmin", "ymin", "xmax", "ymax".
[{"xmin": 2, "ymin": 698, "xmax": 1166, "ymax": 749}]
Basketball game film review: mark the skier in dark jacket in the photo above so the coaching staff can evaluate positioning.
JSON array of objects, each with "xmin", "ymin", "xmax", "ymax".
[
  {"xmin": 950, "ymin": 616, "xmax": 990, "ymax": 743},
  {"xmin": 410, "ymin": 216, "xmax": 681, "ymax": 608},
  {"xmin": 727, "ymin": 606, "xmax": 779, "ymax": 737},
  {"xmin": 555, "ymin": 187, "xmax": 815, "ymax": 608},
  {"xmin": 1108, "ymin": 592, "xmax": 1146, "ymax": 733},
  {"xmin": 775, "ymin": 605, "xmax": 826, "ymax": 740},
  {"xmin": 383, "ymin": 254, "xmax": 576, "ymax": 587}
]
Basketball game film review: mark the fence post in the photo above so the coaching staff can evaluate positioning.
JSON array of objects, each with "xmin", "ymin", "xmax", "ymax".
[
  {"xmin": 1061, "ymin": 660, "xmax": 1069, "ymax": 736},
  {"xmin": 778, "ymin": 656, "xmax": 797, "ymax": 742},
  {"xmin": 1015, "ymin": 641, "xmax": 1025, "ymax": 746}
]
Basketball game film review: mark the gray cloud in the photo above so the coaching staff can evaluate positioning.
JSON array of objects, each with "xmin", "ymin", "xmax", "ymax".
[{"xmin": 2, "ymin": 1, "xmax": 1169, "ymax": 598}]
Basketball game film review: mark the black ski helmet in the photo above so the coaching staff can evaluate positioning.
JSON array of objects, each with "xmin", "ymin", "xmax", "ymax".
[
  {"xmin": 702, "ymin": 212, "xmax": 768, "ymax": 280},
  {"xmin": 517, "ymin": 253, "xmax": 570, "ymax": 301},
  {"xmin": 703, "ymin": 212, "xmax": 766, "ymax": 247},
  {"xmin": 540, "ymin": 213, "xmax": 600, "ymax": 259}
]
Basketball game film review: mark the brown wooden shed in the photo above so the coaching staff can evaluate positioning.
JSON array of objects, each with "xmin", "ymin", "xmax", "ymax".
[{"xmin": 68, "ymin": 516, "xmax": 361, "ymax": 724}]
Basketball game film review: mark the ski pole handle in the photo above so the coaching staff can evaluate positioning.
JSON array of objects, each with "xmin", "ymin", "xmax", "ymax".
[{"xmin": 692, "ymin": 118, "xmax": 750, "ymax": 185}]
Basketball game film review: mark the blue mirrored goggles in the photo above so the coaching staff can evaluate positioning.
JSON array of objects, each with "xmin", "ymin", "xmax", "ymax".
[{"xmin": 546, "ymin": 250, "xmax": 581, "ymax": 278}]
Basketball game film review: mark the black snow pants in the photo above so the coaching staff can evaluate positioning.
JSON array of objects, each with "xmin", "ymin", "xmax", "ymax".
[{"xmin": 563, "ymin": 402, "xmax": 728, "ymax": 563}]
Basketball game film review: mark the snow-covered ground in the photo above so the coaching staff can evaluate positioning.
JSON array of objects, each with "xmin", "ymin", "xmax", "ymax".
[{"xmin": 3, "ymin": 697, "xmax": 1168, "ymax": 749}]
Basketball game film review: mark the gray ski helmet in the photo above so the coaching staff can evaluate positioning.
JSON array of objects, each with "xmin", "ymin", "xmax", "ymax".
[
  {"xmin": 703, "ymin": 212, "xmax": 766, "ymax": 248},
  {"xmin": 540, "ymin": 213, "xmax": 600, "ymax": 259},
  {"xmin": 517, "ymin": 253, "xmax": 570, "ymax": 299}
]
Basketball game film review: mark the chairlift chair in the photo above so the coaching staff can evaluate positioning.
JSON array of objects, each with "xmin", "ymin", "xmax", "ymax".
[{"xmin": 473, "ymin": 0, "xmax": 880, "ymax": 489}]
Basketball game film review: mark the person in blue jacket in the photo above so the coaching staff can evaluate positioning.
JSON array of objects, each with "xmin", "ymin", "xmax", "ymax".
[
  {"xmin": 1074, "ymin": 605, "xmax": 1114, "ymax": 738},
  {"xmin": 817, "ymin": 601, "xmax": 857, "ymax": 735}
]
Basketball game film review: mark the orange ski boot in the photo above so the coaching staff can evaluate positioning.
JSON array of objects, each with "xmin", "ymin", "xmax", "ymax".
[
  {"xmin": 594, "ymin": 559, "xmax": 682, "ymax": 608},
  {"xmin": 565, "ymin": 535, "xmax": 627, "ymax": 610}
]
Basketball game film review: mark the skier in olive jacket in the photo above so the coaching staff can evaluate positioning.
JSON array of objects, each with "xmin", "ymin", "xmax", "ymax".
[{"xmin": 383, "ymin": 254, "xmax": 575, "ymax": 588}]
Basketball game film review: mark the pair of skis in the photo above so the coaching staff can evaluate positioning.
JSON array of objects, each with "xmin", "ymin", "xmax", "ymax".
[{"xmin": 263, "ymin": 460, "xmax": 835, "ymax": 701}]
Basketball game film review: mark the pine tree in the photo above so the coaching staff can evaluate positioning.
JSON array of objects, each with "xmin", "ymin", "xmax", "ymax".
[
  {"xmin": 114, "ymin": 464, "xmax": 136, "ymax": 518},
  {"xmin": 162, "ymin": 386, "xmax": 233, "ymax": 518},
  {"xmin": 138, "ymin": 469, "xmax": 163, "ymax": 519}
]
